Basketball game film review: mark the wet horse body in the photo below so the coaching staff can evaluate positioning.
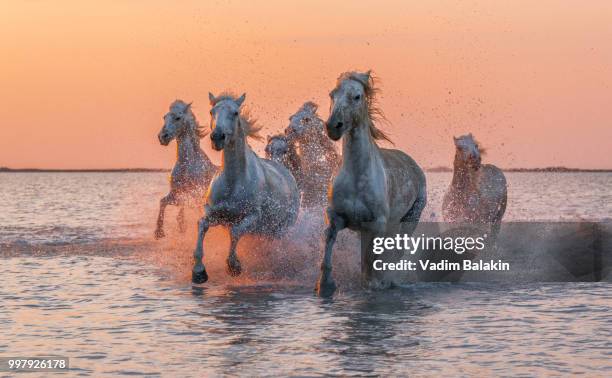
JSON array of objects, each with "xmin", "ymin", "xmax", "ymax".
[
  {"xmin": 192, "ymin": 93, "xmax": 300, "ymax": 283},
  {"xmin": 442, "ymin": 134, "xmax": 507, "ymax": 238},
  {"xmin": 284, "ymin": 102, "xmax": 340, "ymax": 208},
  {"xmin": 155, "ymin": 100, "xmax": 217, "ymax": 239},
  {"xmin": 316, "ymin": 71, "xmax": 427, "ymax": 296},
  {"xmin": 265, "ymin": 102, "xmax": 340, "ymax": 208},
  {"xmin": 264, "ymin": 134, "xmax": 301, "ymax": 180}
]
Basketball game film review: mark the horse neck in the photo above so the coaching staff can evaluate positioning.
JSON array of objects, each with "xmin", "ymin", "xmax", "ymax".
[
  {"xmin": 286, "ymin": 141, "xmax": 302, "ymax": 171},
  {"xmin": 341, "ymin": 119, "xmax": 380, "ymax": 173},
  {"xmin": 302, "ymin": 128, "xmax": 333, "ymax": 152},
  {"xmin": 451, "ymin": 154, "xmax": 479, "ymax": 191},
  {"xmin": 176, "ymin": 128, "xmax": 204, "ymax": 165},
  {"xmin": 221, "ymin": 130, "xmax": 249, "ymax": 182}
]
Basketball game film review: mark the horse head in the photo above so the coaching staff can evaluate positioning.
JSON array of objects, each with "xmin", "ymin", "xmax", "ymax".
[
  {"xmin": 265, "ymin": 134, "xmax": 290, "ymax": 163},
  {"xmin": 285, "ymin": 101, "xmax": 322, "ymax": 140},
  {"xmin": 208, "ymin": 92, "xmax": 247, "ymax": 150},
  {"xmin": 453, "ymin": 133, "xmax": 483, "ymax": 169},
  {"xmin": 325, "ymin": 70, "xmax": 392, "ymax": 144},
  {"xmin": 159, "ymin": 100, "xmax": 196, "ymax": 146}
]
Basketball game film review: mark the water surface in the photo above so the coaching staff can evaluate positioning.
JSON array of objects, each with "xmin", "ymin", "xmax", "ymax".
[{"xmin": 0, "ymin": 172, "xmax": 610, "ymax": 376}]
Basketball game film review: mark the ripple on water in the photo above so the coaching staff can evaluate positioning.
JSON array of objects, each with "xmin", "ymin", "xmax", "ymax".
[{"xmin": 1, "ymin": 172, "xmax": 611, "ymax": 375}]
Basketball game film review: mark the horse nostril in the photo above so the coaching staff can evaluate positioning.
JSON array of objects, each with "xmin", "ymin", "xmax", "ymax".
[{"xmin": 336, "ymin": 122, "xmax": 343, "ymax": 129}]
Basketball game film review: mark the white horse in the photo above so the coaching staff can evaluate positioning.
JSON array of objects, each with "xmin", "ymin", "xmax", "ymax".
[
  {"xmin": 316, "ymin": 71, "xmax": 427, "ymax": 296},
  {"xmin": 442, "ymin": 134, "xmax": 507, "ymax": 239},
  {"xmin": 264, "ymin": 134, "xmax": 301, "ymax": 178},
  {"xmin": 155, "ymin": 100, "xmax": 218, "ymax": 239},
  {"xmin": 284, "ymin": 102, "xmax": 340, "ymax": 208},
  {"xmin": 191, "ymin": 93, "xmax": 300, "ymax": 283}
]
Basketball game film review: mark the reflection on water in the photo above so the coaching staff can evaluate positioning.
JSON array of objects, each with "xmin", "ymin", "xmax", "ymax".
[
  {"xmin": 0, "ymin": 172, "xmax": 611, "ymax": 376},
  {"xmin": 0, "ymin": 256, "xmax": 609, "ymax": 376}
]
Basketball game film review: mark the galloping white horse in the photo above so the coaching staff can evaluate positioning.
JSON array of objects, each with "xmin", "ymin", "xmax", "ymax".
[
  {"xmin": 284, "ymin": 102, "xmax": 340, "ymax": 208},
  {"xmin": 155, "ymin": 100, "xmax": 217, "ymax": 239},
  {"xmin": 442, "ymin": 134, "xmax": 507, "ymax": 239},
  {"xmin": 192, "ymin": 93, "xmax": 300, "ymax": 283},
  {"xmin": 316, "ymin": 71, "xmax": 427, "ymax": 296}
]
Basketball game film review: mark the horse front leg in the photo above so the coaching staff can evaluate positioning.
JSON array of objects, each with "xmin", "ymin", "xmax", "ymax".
[
  {"xmin": 192, "ymin": 207, "xmax": 217, "ymax": 283},
  {"xmin": 155, "ymin": 193, "xmax": 176, "ymax": 239},
  {"xmin": 315, "ymin": 212, "xmax": 345, "ymax": 297},
  {"xmin": 226, "ymin": 212, "xmax": 260, "ymax": 277},
  {"xmin": 362, "ymin": 216, "xmax": 391, "ymax": 289},
  {"xmin": 177, "ymin": 206, "xmax": 186, "ymax": 233}
]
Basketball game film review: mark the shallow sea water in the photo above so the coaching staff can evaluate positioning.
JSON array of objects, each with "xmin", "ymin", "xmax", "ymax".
[{"xmin": 0, "ymin": 172, "xmax": 611, "ymax": 376}]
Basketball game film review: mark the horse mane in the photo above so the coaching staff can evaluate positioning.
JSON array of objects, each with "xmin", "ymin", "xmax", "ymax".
[
  {"xmin": 170, "ymin": 99, "xmax": 208, "ymax": 139},
  {"xmin": 194, "ymin": 121, "xmax": 207, "ymax": 139},
  {"xmin": 298, "ymin": 101, "xmax": 318, "ymax": 114},
  {"xmin": 337, "ymin": 71, "xmax": 393, "ymax": 145},
  {"xmin": 211, "ymin": 92, "xmax": 263, "ymax": 141},
  {"xmin": 456, "ymin": 134, "xmax": 486, "ymax": 156},
  {"xmin": 289, "ymin": 101, "xmax": 326, "ymax": 136},
  {"xmin": 475, "ymin": 139, "xmax": 486, "ymax": 156},
  {"xmin": 268, "ymin": 133, "xmax": 288, "ymax": 143}
]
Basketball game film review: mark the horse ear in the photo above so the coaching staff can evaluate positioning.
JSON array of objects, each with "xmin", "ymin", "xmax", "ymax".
[
  {"xmin": 208, "ymin": 92, "xmax": 216, "ymax": 105},
  {"xmin": 236, "ymin": 93, "xmax": 246, "ymax": 107},
  {"xmin": 185, "ymin": 102, "xmax": 192, "ymax": 111},
  {"xmin": 266, "ymin": 135, "xmax": 271, "ymax": 142},
  {"xmin": 354, "ymin": 71, "xmax": 371, "ymax": 85}
]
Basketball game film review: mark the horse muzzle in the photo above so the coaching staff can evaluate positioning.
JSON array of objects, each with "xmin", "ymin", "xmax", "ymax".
[
  {"xmin": 325, "ymin": 120, "xmax": 345, "ymax": 141},
  {"xmin": 210, "ymin": 132, "xmax": 226, "ymax": 151},
  {"xmin": 158, "ymin": 133, "xmax": 171, "ymax": 146}
]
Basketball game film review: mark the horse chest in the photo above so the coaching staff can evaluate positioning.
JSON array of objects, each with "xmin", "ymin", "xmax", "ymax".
[{"xmin": 332, "ymin": 177, "xmax": 383, "ymax": 224}]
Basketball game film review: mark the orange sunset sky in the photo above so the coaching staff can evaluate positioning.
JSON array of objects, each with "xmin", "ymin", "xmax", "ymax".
[{"xmin": 1, "ymin": 1, "xmax": 611, "ymax": 169}]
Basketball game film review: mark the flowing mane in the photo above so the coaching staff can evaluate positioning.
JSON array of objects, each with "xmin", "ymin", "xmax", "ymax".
[
  {"xmin": 210, "ymin": 92, "xmax": 263, "ymax": 141},
  {"xmin": 291, "ymin": 101, "xmax": 319, "ymax": 119},
  {"xmin": 169, "ymin": 100, "xmax": 208, "ymax": 138},
  {"xmin": 268, "ymin": 134, "xmax": 288, "ymax": 144},
  {"xmin": 336, "ymin": 71, "xmax": 393, "ymax": 144},
  {"xmin": 455, "ymin": 134, "xmax": 487, "ymax": 157},
  {"xmin": 474, "ymin": 139, "xmax": 486, "ymax": 156}
]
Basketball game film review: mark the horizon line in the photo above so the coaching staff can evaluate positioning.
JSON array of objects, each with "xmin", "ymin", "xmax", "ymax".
[{"xmin": 2, "ymin": 167, "xmax": 612, "ymax": 173}]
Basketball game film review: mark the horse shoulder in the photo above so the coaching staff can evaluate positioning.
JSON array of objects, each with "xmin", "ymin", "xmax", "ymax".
[
  {"xmin": 380, "ymin": 148, "xmax": 425, "ymax": 192},
  {"xmin": 260, "ymin": 158, "xmax": 294, "ymax": 189},
  {"xmin": 206, "ymin": 174, "xmax": 228, "ymax": 203},
  {"xmin": 479, "ymin": 164, "xmax": 507, "ymax": 196}
]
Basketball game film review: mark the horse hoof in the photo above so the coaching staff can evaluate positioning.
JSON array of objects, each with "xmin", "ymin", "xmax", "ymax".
[
  {"xmin": 226, "ymin": 259, "xmax": 242, "ymax": 277},
  {"xmin": 315, "ymin": 279, "xmax": 337, "ymax": 297},
  {"xmin": 154, "ymin": 229, "xmax": 165, "ymax": 239},
  {"xmin": 192, "ymin": 268, "xmax": 208, "ymax": 284}
]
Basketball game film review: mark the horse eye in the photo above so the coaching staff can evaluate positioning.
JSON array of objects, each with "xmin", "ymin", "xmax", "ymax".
[
  {"xmin": 174, "ymin": 116, "xmax": 181, "ymax": 121},
  {"xmin": 233, "ymin": 111, "xmax": 239, "ymax": 116},
  {"xmin": 354, "ymin": 94, "xmax": 361, "ymax": 101},
  {"xmin": 303, "ymin": 117, "xmax": 310, "ymax": 123}
]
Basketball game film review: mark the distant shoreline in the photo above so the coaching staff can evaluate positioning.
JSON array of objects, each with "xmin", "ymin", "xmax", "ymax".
[
  {"xmin": 426, "ymin": 167, "xmax": 612, "ymax": 173},
  {"xmin": 0, "ymin": 168, "xmax": 169, "ymax": 173},
  {"xmin": 1, "ymin": 167, "xmax": 611, "ymax": 173}
]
